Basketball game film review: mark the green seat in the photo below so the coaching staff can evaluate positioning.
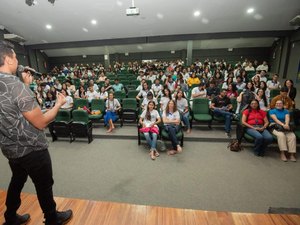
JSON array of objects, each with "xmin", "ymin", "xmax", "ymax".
[
  {"xmin": 192, "ymin": 98, "xmax": 212, "ymax": 128},
  {"xmin": 114, "ymin": 91, "xmax": 126, "ymax": 102},
  {"xmin": 49, "ymin": 110, "xmax": 72, "ymax": 142},
  {"xmin": 127, "ymin": 90, "xmax": 139, "ymax": 98},
  {"xmin": 160, "ymin": 124, "xmax": 184, "ymax": 147},
  {"xmin": 71, "ymin": 110, "xmax": 93, "ymax": 143},
  {"xmin": 121, "ymin": 98, "xmax": 138, "ymax": 123},
  {"xmin": 74, "ymin": 98, "xmax": 89, "ymax": 109},
  {"xmin": 88, "ymin": 99, "xmax": 105, "ymax": 121}
]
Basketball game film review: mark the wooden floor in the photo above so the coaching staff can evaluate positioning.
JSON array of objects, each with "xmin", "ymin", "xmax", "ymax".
[{"xmin": 1, "ymin": 190, "xmax": 300, "ymax": 225}]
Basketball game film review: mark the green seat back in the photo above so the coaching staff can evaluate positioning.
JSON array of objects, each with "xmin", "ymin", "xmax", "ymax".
[
  {"xmin": 192, "ymin": 98, "xmax": 210, "ymax": 114},
  {"xmin": 122, "ymin": 98, "xmax": 138, "ymax": 110},
  {"xmin": 55, "ymin": 110, "xmax": 71, "ymax": 122},
  {"xmin": 72, "ymin": 110, "xmax": 89, "ymax": 123},
  {"xmin": 74, "ymin": 98, "xmax": 89, "ymax": 109}
]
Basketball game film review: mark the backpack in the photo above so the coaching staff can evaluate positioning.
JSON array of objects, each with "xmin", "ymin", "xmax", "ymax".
[{"xmin": 228, "ymin": 139, "xmax": 242, "ymax": 152}]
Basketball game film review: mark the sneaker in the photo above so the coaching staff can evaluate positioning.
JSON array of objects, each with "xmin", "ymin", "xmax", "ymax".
[
  {"xmin": 3, "ymin": 214, "xmax": 30, "ymax": 225},
  {"xmin": 225, "ymin": 132, "xmax": 231, "ymax": 138},
  {"xmin": 45, "ymin": 210, "xmax": 73, "ymax": 225}
]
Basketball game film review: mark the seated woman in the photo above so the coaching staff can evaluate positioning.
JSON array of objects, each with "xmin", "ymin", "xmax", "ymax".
[
  {"xmin": 269, "ymin": 100, "xmax": 297, "ymax": 162},
  {"xmin": 162, "ymin": 100, "xmax": 183, "ymax": 155},
  {"xmin": 175, "ymin": 90, "xmax": 191, "ymax": 133},
  {"xmin": 139, "ymin": 101, "xmax": 161, "ymax": 160},
  {"xmin": 104, "ymin": 92, "xmax": 121, "ymax": 133},
  {"xmin": 255, "ymin": 88, "xmax": 269, "ymax": 111},
  {"xmin": 60, "ymin": 89, "xmax": 73, "ymax": 110},
  {"xmin": 242, "ymin": 99, "xmax": 273, "ymax": 156},
  {"xmin": 74, "ymin": 86, "xmax": 86, "ymax": 99},
  {"xmin": 141, "ymin": 92, "xmax": 158, "ymax": 111}
]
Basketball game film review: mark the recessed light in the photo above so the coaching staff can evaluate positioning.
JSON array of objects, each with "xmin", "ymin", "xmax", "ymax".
[
  {"xmin": 91, "ymin": 20, "xmax": 97, "ymax": 25},
  {"xmin": 116, "ymin": 0, "xmax": 123, "ymax": 6},
  {"xmin": 46, "ymin": 24, "xmax": 52, "ymax": 29},
  {"xmin": 194, "ymin": 10, "xmax": 201, "ymax": 17},
  {"xmin": 157, "ymin": 13, "xmax": 164, "ymax": 19},
  {"xmin": 247, "ymin": 8, "xmax": 255, "ymax": 14},
  {"xmin": 82, "ymin": 28, "xmax": 89, "ymax": 32}
]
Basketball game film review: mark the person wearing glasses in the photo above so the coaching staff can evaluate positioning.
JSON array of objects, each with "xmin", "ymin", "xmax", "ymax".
[{"xmin": 269, "ymin": 100, "xmax": 297, "ymax": 162}]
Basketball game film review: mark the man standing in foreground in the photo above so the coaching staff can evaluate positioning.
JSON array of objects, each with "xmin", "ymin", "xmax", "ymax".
[{"xmin": 0, "ymin": 41, "xmax": 72, "ymax": 225}]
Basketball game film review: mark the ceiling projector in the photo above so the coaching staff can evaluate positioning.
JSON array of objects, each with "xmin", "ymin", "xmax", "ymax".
[{"xmin": 126, "ymin": 7, "xmax": 140, "ymax": 16}]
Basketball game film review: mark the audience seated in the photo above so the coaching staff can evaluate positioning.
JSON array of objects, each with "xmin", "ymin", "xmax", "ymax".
[
  {"xmin": 267, "ymin": 74, "xmax": 281, "ymax": 90},
  {"xmin": 284, "ymin": 79, "xmax": 297, "ymax": 108},
  {"xmin": 175, "ymin": 90, "xmax": 191, "ymax": 133},
  {"xmin": 60, "ymin": 89, "xmax": 74, "ymax": 110}
]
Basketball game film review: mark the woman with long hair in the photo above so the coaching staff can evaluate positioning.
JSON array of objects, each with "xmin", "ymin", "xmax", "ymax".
[
  {"xmin": 104, "ymin": 92, "xmax": 121, "ymax": 133},
  {"xmin": 284, "ymin": 79, "xmax": 297, "ymax": 108},
  {"xmin": 175, "ymin": 90, "xmax": 191, "ymax": 133},
  {"xmin": 139, "ymin": 101, "xmax": 161, "ymax": 160},
  {"xmin": 242, "ymin": 99, "xmax": 273, "ymax": 156},
  {"xmin": 255, "ymin": 88, "xmax": 268, "ymax": 111},
  {"xmin": 162, "ymin": 100, "xmax": 183, "ymax": 155}
]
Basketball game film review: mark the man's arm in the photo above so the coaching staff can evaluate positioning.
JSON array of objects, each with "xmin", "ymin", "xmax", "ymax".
[{"xmin": 22, "ymin": 92, "xmax": 66, "ymax": 130}]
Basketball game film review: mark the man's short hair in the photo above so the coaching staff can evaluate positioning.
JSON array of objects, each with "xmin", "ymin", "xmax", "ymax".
[
  {"xmin": 0, "ymin": 41, "xmax": 15, "ymax": 67},
  {"xmin": 280, "ymin": 87, "xmax": 288, "ymax": 93}
]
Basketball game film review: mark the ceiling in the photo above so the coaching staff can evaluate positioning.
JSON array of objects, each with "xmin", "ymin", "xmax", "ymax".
[{"xmin": 0, "ymin": 0, "xmax": 299, "ymax": 57}]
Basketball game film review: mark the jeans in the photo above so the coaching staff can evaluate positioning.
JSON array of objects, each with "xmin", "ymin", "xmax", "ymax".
[
  {"xmin": 181, "ymin": 112, "xmax": 190, "ymax": 129},
  {"xmin": 246, "ymin": 127, "xmax": 273, "ymax": 155},
  {"xmin": 143, "ymin": 132, "xmax": 158, "ymax": 150},
  {"xmin": 213, "ymin": 108, "xmax": 232, "ymax": 133},
  {"xmin": 4, "ymin": 149, "xmax": 57, "ymax": 223},
  {"xmin": 164, "ymin": 124, "xmax": 180, "ymax": 149}
]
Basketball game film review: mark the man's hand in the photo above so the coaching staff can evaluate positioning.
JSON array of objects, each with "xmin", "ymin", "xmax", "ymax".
[
  {"xmin": 56, "ymin": 92, "xmax": 66, "ymax": 107},
  {"xmin": 21, "ymin": 71, "xmax": 33, "ymax": 85}
]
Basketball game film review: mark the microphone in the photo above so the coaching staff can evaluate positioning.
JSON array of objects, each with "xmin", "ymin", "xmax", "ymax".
[{"xmin": 17, "ymin": 65, "xmax": 42, "ymax": 76}]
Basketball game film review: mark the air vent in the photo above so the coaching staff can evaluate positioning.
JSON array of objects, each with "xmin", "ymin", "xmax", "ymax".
[{"xmin": 4, "ymin": 34, "xmax": 26, "ymax": 43}]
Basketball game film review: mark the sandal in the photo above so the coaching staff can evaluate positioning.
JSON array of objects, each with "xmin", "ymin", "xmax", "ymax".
[
  {"xmin": 154, "ymin": 150, "xmax": 160, "ymax": 157},
  {"xmin": 150, "ymin": 151, "xmax": 156, "ymax": 160}
]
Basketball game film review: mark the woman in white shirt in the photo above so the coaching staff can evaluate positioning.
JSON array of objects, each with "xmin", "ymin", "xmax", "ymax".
[
  {"xmin": 99, "ymin": 86, "xmax": 108, "ymax": 100},
  {"xmin": 175, "ymin": 90, "xmax": 191, "ymax": 133},
  {"xmin": 160, "ymin": 88, "xmax": 172, "ymax": 113},
  {"xmin": 139, "ymin": 101, "xmax": 161, "ymax": 160},
  {"xmin": 104, "ymin": 92, "xmax": 121, "ymax": 133},
  {"xmin": 60, "ymin": 89, "xmax": 73, "ymax": 110},
  {"xmin": 162, "ymin": 100, "xmax": 183, "ymax": 155}
]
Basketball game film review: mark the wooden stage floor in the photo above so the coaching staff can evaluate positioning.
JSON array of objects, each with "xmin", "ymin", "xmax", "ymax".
[{"xmin": 1, "ymin": 190, "xmax": 300, "ymax": 225}]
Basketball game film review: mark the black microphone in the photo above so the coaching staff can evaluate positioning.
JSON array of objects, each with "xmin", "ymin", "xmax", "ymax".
[{"xmin": 17, "ymin": 65, "xmax": 42, "ymax": 76}]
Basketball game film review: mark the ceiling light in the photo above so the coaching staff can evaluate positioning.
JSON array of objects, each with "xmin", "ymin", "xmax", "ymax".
[
  {"xmin": 247, "ymin": 8, "xmax": 255, "ymax": 14},
  {"xmin": 116, "ymin": 0, "xmax": 123, "ymax": 6},
  {"xmin": 91, "ymin": 20, "xmax": 97, "ymax": 25},
  {"xmin": 157, "ymin": 13, "xmax": 164, "ymax": 19},
  {"xmin": 194, "ymin": 11, "xmax": 201, "ymax": 17},
  {"xmin": 82, "ymin": 28, "xmax": 89, "ymax": 32},
  {"xmin": 46, "ymin": 24, "xmax": 52, "ymax": 30}
]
